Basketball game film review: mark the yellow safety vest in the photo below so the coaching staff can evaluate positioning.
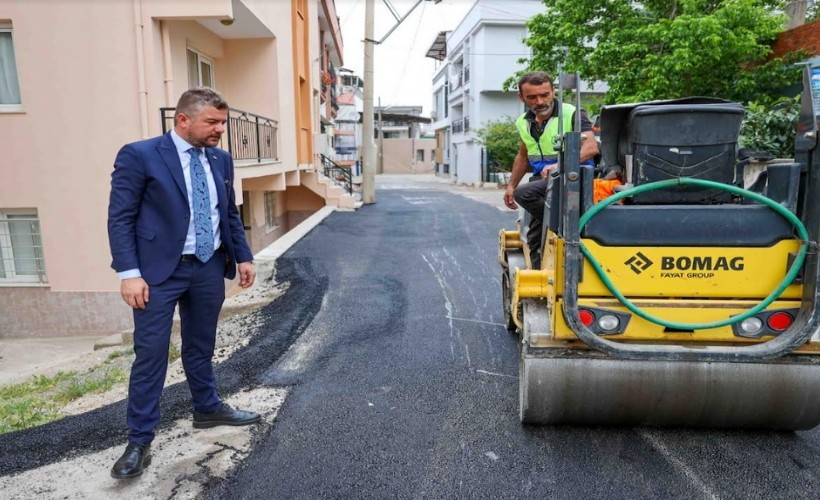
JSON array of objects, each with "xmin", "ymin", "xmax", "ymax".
[{"xmin": 515, "ymin": 103, "xmax": 575, "ymax": 174}]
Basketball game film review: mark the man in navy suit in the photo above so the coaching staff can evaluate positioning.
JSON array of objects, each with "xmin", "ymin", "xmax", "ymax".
[{"xmin": 108, "ymin": 88, "xmax": 259, "ymax": 479}]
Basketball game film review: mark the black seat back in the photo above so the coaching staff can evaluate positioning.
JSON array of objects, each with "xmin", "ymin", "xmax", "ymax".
[{"xmin": 624, "ymin": 103, "xmax": 744, "ymax": 203}]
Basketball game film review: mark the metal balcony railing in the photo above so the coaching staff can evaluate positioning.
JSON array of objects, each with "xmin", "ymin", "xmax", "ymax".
[
  {"xmin": 161, "ymin": 107, "xmax": 279, "ymax": 163},
  {"xmin": 0, "ymin": 215, "xmax": 47, "ymax": 284},
  {"xmin": 464, "ymin": 65, "xmax": 470, "ymax": 83},
  {"xmin": 452, "ymin": 118, "xmax": 464, "ymax": 134},
  {"xmin": 464, "ymin": 116, "xmax": 470, "ymax": 132},
  {"xmin": 319, "ymin": 154, "xmax": 353, "ymax": 194}
]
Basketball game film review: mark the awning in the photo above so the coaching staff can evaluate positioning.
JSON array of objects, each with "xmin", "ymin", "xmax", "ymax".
[{"xmin": 425, "ymin": 31, "xmax": 448, "ymax": 61}]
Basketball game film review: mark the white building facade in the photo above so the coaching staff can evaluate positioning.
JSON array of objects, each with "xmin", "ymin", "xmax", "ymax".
[
  {"xmin": 334, "ymin": 70, "xmax": 364, "ymax": 172},
  {"xmin": 426, "ymin": 0, "xmax": 546, "ymax": 184}
]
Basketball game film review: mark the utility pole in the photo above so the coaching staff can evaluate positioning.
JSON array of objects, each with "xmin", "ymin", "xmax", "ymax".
[
  {"xmin": 360, "ymin": 0, "xmax": 440, "ymax": 204},
  {"xmin": 361, "ymin": 0, "xmax": 376, "ymax": 203}
]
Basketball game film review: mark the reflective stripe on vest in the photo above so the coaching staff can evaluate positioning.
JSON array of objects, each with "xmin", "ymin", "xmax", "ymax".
[{"xmin": 515, "ymin": 103, "xmax": 575, "ymax": 174}]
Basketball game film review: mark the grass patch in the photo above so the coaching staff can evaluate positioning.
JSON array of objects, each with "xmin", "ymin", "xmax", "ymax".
[
  {"xmin": 0, "ymin": 364, "xmax": 129, "ymax": 435},
  {"xmin": 168, "ymin": 343, "xmax": 181, "ymax": 363},
  {"xmin": 0, "ymin": 343, "xmax": 182, "ymax": 435},
  {"xmin": 53, "ymin": 368, "xmax": 128, "ymax": 404},
  {"xmin": 105, "ymin": 348, "xmax": 132, "ymax": 362}
]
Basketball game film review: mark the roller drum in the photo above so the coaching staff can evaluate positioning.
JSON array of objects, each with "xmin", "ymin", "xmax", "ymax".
[{"xmin": 520, "ymin": 354, "xmax": 820, "ymax": 430}]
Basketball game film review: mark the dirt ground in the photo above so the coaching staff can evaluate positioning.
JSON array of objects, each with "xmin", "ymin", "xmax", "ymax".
[{"xmin": 0, "ymin": 258, "xmax": 289, "ymax": 499}]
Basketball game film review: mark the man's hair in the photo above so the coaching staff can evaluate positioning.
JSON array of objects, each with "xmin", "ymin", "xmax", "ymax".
[
  {"xmin": 517, "ymin": 72, "xmax": 554, "ymax": 93},
  {"xmin": 174, "ymin": 87, "xmax": 229, "ymax": 124}
]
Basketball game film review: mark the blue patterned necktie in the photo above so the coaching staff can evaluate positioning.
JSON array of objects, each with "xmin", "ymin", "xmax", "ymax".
[{"xmin": 187, "ymin": 148, "xmax": 214, "ymax": 263}]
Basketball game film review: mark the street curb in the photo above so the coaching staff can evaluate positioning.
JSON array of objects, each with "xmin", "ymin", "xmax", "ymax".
[
  {"xmin": 92, "ymin": 333, "xmax": 124, "ymax": 351},
  {"xmin": 254, "ymin": 206, "xmax": 336, "ymax": 261},
  {"xmin": 103, "ymin": 206, "xmax": 337, "ymax": 349}
]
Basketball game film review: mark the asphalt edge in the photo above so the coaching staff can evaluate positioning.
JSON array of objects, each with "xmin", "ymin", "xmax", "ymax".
[{"xmin": 94, "ymin": 206, "xmax": 337, "ymax": 351}]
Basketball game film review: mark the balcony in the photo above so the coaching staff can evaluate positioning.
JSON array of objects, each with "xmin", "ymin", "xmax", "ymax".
[
  {"xmin": 464, "ymin": 116, "xmax": 470, "ymax": 132},
  {"xmin": 452, "ymin": 118, "xmax": 464, "ymax": 134},
  {"xmin": 161, "ymin": 107, "xmax": 278, "ymax": 163},
  {"xmin": 463, "ymin": 65, "xmax": 470, "ymax": 83}
]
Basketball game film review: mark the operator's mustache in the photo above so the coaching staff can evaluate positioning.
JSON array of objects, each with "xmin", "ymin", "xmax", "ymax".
[{"xmin": 535, "ymin": 103, "xmax": 553, "ymax": 114}]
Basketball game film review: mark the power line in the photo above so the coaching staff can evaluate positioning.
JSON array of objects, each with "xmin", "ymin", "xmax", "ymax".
[
  {"xmin": 340, "ymin": 0, "xmax": 363, "ymax": 28},
  {"xmin": 385, "ymin": 0, "xmax": 428, "ymax": 106},
  {"xmin": 479, "ymin": 4, "xmax": 539, "ymax": 21}
]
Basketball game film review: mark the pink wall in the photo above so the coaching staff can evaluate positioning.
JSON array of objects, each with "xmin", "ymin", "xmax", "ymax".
[
  {"xmin": 381, "ymin": 138, "xmax": 436, "ymax": 174},
  {"xmin": 0, "ymin": 0, "xmax": 332, "ymax": 337},
  {"xmin": 0, "ymin": 1, "xmax": 140, "ymax": 292}
]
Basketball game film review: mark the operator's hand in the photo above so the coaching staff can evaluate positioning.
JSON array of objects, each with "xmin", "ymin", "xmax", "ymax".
[
  {"xmin": 238, "ymin": 262, "xmax": 256, "ymax": 288},
  {"xmin": 503, "ymin": 185, "xmax": 518, "ymax": 210},
  {"xmin": 540, "ymin": 164, "xmax": 558, "ymax": 179},
  {"xmin": 121, "ymin": 277, "xmax": 149, "ymax": 309}
]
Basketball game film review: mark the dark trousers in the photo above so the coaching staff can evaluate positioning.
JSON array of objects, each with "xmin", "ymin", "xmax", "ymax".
[
  {"xmin": 127, "ymin": 254, "xmax": 225, "ymax": 446},
  {"xmin": 513, "ymin": 177, "xmax": 550, "ymax": 269}
]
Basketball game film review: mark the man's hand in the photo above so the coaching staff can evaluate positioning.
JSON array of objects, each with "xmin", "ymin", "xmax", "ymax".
[
  {"xmin": 503, "ymin": 185, "xmax": 518, "ymax": 210},
  {"xmin": 238, "ymin": 262, "xmax": 256, "ymax": 288},
  {"xmin": 121, "ymin": 277, "xmax": 149, "ymax": 309},
  {"xmin": 539, "ymin": 163, "xmax": 559, "ymax": 179}
]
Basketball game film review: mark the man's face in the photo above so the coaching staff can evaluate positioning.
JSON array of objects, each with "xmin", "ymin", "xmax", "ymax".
[
  {"xmin": 176, "ymin": 105, "xmax": 228, "ymax": 148},
  {"xmin": 519, "ymin": 81, "xmax": 554, "ymax": 118}
]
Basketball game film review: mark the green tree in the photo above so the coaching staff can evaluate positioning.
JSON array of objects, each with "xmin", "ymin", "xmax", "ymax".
[
  {"xmin": 739, "ymin": 95, "xmax": 800, "ymax": 157},
  {"xmin": 517, "ymin": 0, "xmax": 804, "ymax": 104},
  {"xmin": 475, "ymin": 117, "xmax": 520, "ymax": 171}
]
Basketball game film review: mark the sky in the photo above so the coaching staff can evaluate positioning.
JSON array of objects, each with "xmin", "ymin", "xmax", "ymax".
[{"xmin": 334, "ymin": 0, "xmax": 475, "ymax": 115}]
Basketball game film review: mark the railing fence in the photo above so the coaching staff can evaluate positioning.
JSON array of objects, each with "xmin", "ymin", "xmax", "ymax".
[{"xmin": 161, "ymin": 107, "xmax": 278, "ymax": 163}]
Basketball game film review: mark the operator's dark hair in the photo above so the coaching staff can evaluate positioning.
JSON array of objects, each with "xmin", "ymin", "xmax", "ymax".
[
  {"xmin": 517, "ymin": 72, "xmax": 554, "ymax": 93},
  {"xmin": 174, "ymin": 87, "xmax": 229, "ymax": 124}
]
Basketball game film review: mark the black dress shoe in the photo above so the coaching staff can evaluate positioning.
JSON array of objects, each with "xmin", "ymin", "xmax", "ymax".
[
  {"xmin": 110, "ymin": 443, "xmax": 151, "ymax": 479},
  {"xmin": 193, "ymin": 403, "xmax": 261, "ymax": 429}
]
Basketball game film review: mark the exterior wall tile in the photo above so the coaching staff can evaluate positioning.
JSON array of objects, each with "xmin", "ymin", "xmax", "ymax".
[{"xmin": 0, "ymin": 289, "xmax": 131, "ymax": 339}]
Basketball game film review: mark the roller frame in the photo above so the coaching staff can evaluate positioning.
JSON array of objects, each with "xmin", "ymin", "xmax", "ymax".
[
  {"xmin": 558, "ymin": 129, "xmax": 820, "ymax": 362},
  {"xmin": 518, "ymin": 300, "xmax": 820, "ymax": 429},
  {"xmin": 511, "ymin": 71, "xmax": 820, "ymax": 428}
]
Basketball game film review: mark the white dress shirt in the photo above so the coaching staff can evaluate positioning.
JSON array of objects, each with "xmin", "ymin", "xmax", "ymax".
[{"xmin": 118, "ymin": 130, "xmax": 222, "ymax": 280}]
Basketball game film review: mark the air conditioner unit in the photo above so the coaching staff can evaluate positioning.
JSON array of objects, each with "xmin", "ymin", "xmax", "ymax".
[{"xmin": 430, "ymin": 110, "xmax": 438, "ymax": 120}]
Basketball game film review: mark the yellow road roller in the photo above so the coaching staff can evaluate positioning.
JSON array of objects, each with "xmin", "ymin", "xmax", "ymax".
[{"xmin": 499, "ymin": 67, "xmax": 820, "ymax": 429}]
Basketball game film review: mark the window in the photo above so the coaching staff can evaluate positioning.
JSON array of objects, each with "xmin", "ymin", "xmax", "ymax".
[
  {"xmin": 0, "ymin": 210, "xmax": 46, "ymax": 283},
  {"xmin": 187, "ymin": 49, "xmax": 214, "ymax": 89},
  {"xmin": 264, "ymin": 192, "xmax": 278, "ymax": 230},
  {"xmin": 416, "ymin": 149, "xmax": 424, "ymax": 162},
  {"xmin": 0, "ymin": 23, "xmax": 22, "ymax": 110}
]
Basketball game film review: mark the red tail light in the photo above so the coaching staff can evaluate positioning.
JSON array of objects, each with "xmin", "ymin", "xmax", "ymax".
[
  {"xmin": 767, "ymin": 312, "xmax": 794, "ymax": 332},
  {"xmin": 579, "ymin": 309, "xmax": 595, "ymax": 327}
]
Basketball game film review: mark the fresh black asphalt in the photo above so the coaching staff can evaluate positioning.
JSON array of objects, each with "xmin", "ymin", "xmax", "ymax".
[
  {"xmin": 212, "ymin": 186, "xmax": 820, "ymax": 499},
  {"xmin": 3, "ymin": 184, "xmax": 820, "ymax": 499}
]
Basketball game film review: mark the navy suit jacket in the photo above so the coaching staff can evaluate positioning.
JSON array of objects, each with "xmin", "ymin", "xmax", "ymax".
[{"xmin": 108, "ymin": 132, "xmax": 253, "ymax": 286}]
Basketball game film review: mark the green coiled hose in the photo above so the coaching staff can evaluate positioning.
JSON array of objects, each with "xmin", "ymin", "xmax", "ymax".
[{"xmin": 578, "ymin": 178, "xmax": 809, "ymax": 330}]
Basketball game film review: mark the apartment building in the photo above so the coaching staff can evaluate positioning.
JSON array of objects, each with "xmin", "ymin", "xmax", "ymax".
[
  {"xmin": 0, "ymin": 0, "xmax": 354, "ymax": 338},
  {"xmin": 426, "ymin": 0, "xmax": 610, "ymax": 184},
  {"xmin": 333, "ymin": 69, "xmax": 363, "ymax": 171},
  {"xmin": 425, "ymin": 0, "xmax": 545, "ymax": 184}
]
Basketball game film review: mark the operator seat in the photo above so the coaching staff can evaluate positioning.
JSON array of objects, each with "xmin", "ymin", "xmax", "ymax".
[
  {"xmin": 581, "ymin": 98, "xmax": 796, "ymax": 247},
  {"xmin": 611, "ymin": 98, "xmax": 745, "ymax": 203}
]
